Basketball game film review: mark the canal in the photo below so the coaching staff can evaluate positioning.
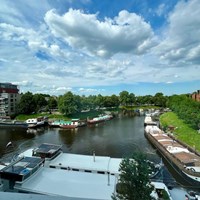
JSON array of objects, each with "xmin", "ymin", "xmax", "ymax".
[{"xmin": 0, "ymin": 115, "xmax": 199, "ymax": 191}]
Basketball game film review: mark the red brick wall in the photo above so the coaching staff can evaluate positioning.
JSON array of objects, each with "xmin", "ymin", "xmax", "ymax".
[{"xmin": 192, "ymin": 91, "xmax": 200, "ymax": 102}]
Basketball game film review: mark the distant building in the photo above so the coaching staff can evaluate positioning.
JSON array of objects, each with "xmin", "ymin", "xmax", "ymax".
[
  {"xmin": 191, "ymin": 90, "xmax": 200, "ymax": 102},
  {"xmin": 0, "ymin": 83, "xmax": 20, "ymax": 117}
]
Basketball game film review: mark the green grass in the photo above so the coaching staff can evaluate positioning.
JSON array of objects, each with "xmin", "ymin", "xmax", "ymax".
[
  {"xmin": 120, "ymin": 105, "xmax": 160, "ymax": 110},
  {"xmin": 15, "ymin": 110, "xmax": 107, "ymax": 121},
  {"xmin": 160, "ymin": 112, "xmax": 200, "ymax": 151},
  {"xmin": 16, "ymin": 113, "xmax": 70, "ymax": 121}
]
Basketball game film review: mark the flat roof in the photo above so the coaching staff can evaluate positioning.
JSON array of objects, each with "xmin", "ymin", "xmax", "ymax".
[
  {"xmin": 48, "ymin": 153, "xmax": 122, "ymax": 174},
  {"xmin": 33, "ymin": 143, "xmax": 62, "ymax": 154},
  {"xmin": 15, "ymin": 167, "xmax": 116, "ymax": 200}
]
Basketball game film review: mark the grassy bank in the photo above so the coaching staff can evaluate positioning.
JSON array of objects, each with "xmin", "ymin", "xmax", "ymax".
[
  {"xmin": 15, "ymin": 110, "xmax": 109, "ymax": 121},
  {"xmin": 160, "ymin": 112, "xmax": 200, "ymax": 151},
  {"xmin": 16, "ymin": 113, "xmax": 70, "ymax": 121},
  {"xmin": 120, "ymin": 105, "xmax": 160, "ymax": 110}
]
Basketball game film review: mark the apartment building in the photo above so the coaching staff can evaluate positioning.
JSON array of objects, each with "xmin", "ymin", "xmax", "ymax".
[
  {"xmin": 192, "ymin": 90, "xmax": 200, "ymax": 102},
  {"xmin": 0, "ymin": 83, "xmax": 20, "ymax": 117}
]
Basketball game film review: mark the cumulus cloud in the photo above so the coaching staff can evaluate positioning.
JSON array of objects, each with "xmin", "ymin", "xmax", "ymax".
[
  {"xmin": 155, "ymin": 0, "xmax": 200, "ymax": 65},
  {"xmin": 44, "ymin": 9, "xmax": 156, "ymax": 58}
]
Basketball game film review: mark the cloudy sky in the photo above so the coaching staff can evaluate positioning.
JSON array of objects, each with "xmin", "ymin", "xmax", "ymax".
[{"xmin": 0, "ymin": 0, "xmax": 200, "ymax": 96}]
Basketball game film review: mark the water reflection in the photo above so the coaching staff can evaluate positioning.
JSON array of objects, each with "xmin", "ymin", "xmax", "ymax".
[
  {"xmin": 58, "ymin": 128, "xmax": 77, "ymax": 150},
  {"xmin": 0, "ymin": 115, "xmax": 190, "ymax": 188}
]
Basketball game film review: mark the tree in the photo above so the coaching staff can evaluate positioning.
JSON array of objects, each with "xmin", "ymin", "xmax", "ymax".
[
  {"xmin": 112, "ymin": 153, "xmax": 154, "ymax": 200},
  {"xmin": 153, "ymin": 93, "xmax": 167, "ymax": 107},
  {"xmin": 119, "ymin": 91, "xmax": 130, "ymax": 106},
  {"xmin": 17, "ymin": 92, "xmax": 36, "ymax": 114},
  {"xmin": 58, "ymin": 92, "xmax": 79, "ymax": 116},
  {"xmin": 129, "ymin": 93, "xmax": 136, "ymax": 105},
  {"xmin": 33, "ymin": 94, "xmax": 47, "ymax": 112},
  {"xmin": 48, "ymin": 97, "xmax": 58, "ymax": 109}
]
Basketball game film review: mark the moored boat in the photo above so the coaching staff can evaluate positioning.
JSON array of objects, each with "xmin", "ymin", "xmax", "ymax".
[
  {"xmin": 87, "ymin": 114, "xmax": 113, "ymax": 125},
  {"xmin": 26, "ymin": 116, "xmax": 48, "ymax": 129},
  {"xmin": 0, "ymin": 143, "xmax": 172, "ymax": 199},
  {"xmin": 144, "ymin": 119, "xmax": 200, "ymax": 186},
  {"xmin": 0, "ymin": 119, "xmax": 28, "ymax": 128}
]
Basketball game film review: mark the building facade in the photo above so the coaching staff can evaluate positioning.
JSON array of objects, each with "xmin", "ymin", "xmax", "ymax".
[
  {"xmin": 191, "ymin": 90, "xmax": 200, "ymax": 102},
  {"xmin": 0, "ymin": 83, "xmax": 20, "ymax": 117}
]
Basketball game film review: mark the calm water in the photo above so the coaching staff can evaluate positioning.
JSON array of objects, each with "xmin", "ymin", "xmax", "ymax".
[
  {"xmin": 0, "ymin": 115, "xmax": 199, "ymax": 191},
  {"xmin": 0, "ymin": 116, "xmax": 158, "ymax": 160}
]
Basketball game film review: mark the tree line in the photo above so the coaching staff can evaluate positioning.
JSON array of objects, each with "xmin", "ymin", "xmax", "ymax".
[
  {"xmin": 17, "ymin": 91, "xmax": 168, "ymax": 116},
  {"xmin": 167, "ymin": 94, "xmax": 200, "ymax": 129}
]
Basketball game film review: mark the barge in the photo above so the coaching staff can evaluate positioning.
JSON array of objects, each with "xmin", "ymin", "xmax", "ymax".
[
  {"xmin": 144, "ymin": 122, "xmax": 200, "ymax": 187},
  {"xmin": 87, "ymin": 114, "xmax": 113, "ymax": 125}
]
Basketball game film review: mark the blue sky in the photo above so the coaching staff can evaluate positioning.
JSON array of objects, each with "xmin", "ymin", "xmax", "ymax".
[{"xmin": 0, "ymin": 0, "xmax": 200, "ymax": 96}]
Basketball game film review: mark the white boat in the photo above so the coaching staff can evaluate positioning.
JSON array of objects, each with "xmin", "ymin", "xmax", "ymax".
[
  {"xmin": 26, "ymin": 116, "xmax": 48, "ymax": 128},
  {"xmin": 0, "ymin": 143, "xmax": 167, "ymax": 199}
]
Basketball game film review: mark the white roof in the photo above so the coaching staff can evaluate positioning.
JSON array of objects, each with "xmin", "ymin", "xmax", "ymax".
[
  {"xmin": 48, "ymin": 153, "xmax": 122, "ymax": 174},
  {"xmin": 15, "ymin": 167, "xmax": 116, "ymax": 200},
  {"xmin": 0, "ymin": 164, "xmax": 6, "ymax": 170},
  {"xmin": 108, "ymin": 158, "xmax": 122, "ymax": 174}
]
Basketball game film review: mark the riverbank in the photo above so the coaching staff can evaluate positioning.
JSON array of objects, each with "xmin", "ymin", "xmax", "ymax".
[{"xmin": 160, "ymin": 112, "xmax": 200, "ymax": 152}]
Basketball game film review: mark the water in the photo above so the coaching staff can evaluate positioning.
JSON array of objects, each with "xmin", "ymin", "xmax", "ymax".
[{"xmin": 0, "ymin": 115, "xmax": 198, "ymax": 191}]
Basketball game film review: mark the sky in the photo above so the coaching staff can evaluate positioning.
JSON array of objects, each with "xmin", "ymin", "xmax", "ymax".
[{"xmin": 0, "ymin": 0, "xmax": 200, "ymax": 96}]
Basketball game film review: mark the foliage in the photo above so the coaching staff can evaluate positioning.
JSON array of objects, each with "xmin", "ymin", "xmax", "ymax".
[
  {"xmin": 58, "ymin": 92, "xmax": 80, "ymax": 115},
  {"xmin": 167, "ymin": 94, "xmax": 200, "ymax": 129},
  {"xmin": 48, "ymin": 97, "xmax": 58, "ymax": 109},
  {"xmin": 160, "ymin": 112, "xmax": 200, "ymax": 151},
  {"xmin": 153, "ymin": 93, "xmax": 167, "ymax": 107},
  {"xmin": 16, "ymin": 90, "xmax": 168, "ymax": 117},
  {"xmin": 33, "ymin": 94, "xmax": 47, "ymax": 112},
  {"xmin": 17, "ymin": 92, "xmax": 36, "ymax": 114},
  {"xmin": 112, "ymin": 153, "xmax": 154, "ymax": 200},
  {"xmin": 119, "ymin": 91, "xmax": 136, "ymax": 106}
]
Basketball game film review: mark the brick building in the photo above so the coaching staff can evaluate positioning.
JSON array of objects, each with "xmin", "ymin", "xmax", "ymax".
[
  {"xmin": 0, "ymin": 83, "xmax": 20, "ymax": 117},
  {"xmin": 191, "ymin": 90, "xmax": 200, "ymax": 102}
]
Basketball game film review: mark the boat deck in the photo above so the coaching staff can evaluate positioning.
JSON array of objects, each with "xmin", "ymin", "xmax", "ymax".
[
  {"xmin": 145, "ymin": 125, "xmax": 200, "ymax": 172},
  {"xmin": 14, "ymin": 167, "xmax": 116, "ymax": 200},
  {"xmin": 47, "ymin": 153, "xmax": 122, "ymax": 175}
]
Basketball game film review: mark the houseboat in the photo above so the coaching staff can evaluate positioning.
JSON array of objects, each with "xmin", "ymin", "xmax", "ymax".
[
  {"xmin": 26, "ymin": 116, "xmax": 48, "ymax": 128},
  {"xmin": 144, "ymin": 115, "xmax": 157, "ymax": 126},
  {"xmin": 87, "ymin": 114, "xmax": 113, "ymax": 125},
  {"xmin": 144, "ymin": 123, "xmax": 200, "ymax": 186},
  {"xmin": 0, "ymin": 143, "xmax": 172, "ymax": 200},
  {"xmin": 0, "ymin": 119, "xmax": 28, "ymax": 128}
]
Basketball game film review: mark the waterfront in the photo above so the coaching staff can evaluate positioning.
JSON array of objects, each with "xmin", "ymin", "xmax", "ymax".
[
  {"xmin": 1, "ymin": 115, "xmax": 156, "ymax": 159},
  {"xmin": 0, "ymin": 115, "xmax": 199, "ymax": 191}
]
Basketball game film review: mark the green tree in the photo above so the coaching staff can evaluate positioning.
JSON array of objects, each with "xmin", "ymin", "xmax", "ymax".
[
  {"xmin": 33, "ymin": 94, "xmax": 47, "ymax": 112},
  {"xmin": 17, "ymin": 92, "xmax": 36, "ymax": 114},
  {"xmin": 129, "ymin": 93, "xmax": 136, "ymax": 105},
  {"xmin": 153, "ymin": 93, "xmax": 167, "ymax": 107},
  {"xmin": 48, "ymin": 97, "xmax": 58, "ymax": 109},
  {"xmin": 119, "ymin": 91, "xmax": 130, "ymax": 106},
  {"xmin": 58, "ymin": 92, "xmax": 79, "ymax": 116},
  {"xmin": 112, "ymin": 153, "xmax": 154, "ymax": 200}
]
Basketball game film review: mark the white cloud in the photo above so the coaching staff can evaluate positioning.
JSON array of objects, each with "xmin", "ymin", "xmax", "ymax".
[
  {"xmin": 154, "ymin": 0, "xmax": 200, "ymax": 65},
  {"xmin": 44, "ymin": 9, "xmax": 156, "ymax": 58},
  {"xmin": 56, "ymin": 87, "xmax": 72, "ymax": 91},
  {"xmin": 156, "ymin": 4, "xmax": 166, "ymax": 17}
]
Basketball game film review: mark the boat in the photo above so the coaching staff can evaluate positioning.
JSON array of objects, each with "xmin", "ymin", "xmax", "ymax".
[
  {"xmin": 49, "ymin": 119, "xmax": 87, "ymax": 129},
  {"xmin": 144, "ymin": 115, "xmax": 157, "ymax": 126},
  {"xmin": 0, "ymin": 119, "xmax": 28, "ymax": 128},
  {"xmin": 48, "ymin": 119, "xmax": 66, "ymax": 128},
  {"xmin": 87, "ymin": 114, "xmax": 113, "ymax": 125},
  {"xmin": 59, "ymin": 120, "xmax": 79, "ymax": 129},
  {"xmin": 0, "ymin": 143, "xmax": 166, "ymax": 200},
  {"xmin": 144, "ymin": 117, "xmax": 200, "ymax": 186},
  {"xmin": 26, "ymin": 116, "xmax": 48, "ymax": 128}
]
